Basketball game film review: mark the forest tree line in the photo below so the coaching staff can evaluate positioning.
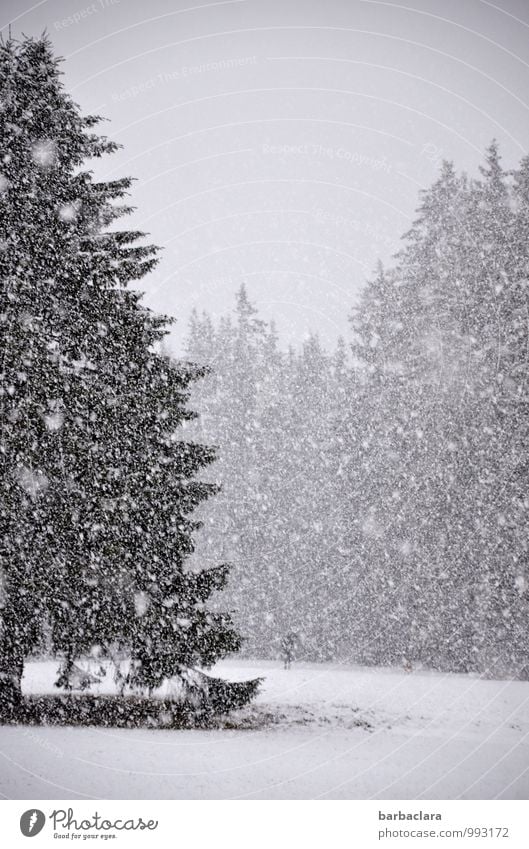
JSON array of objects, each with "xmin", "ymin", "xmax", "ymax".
[{"xmin": 186, "ymin": 144, "xmax": 529, "ymax": 678}]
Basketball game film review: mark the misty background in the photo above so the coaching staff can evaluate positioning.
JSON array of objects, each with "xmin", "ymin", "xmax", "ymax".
[{"xmin": 3, "ymin": 0, "xmax": 529, "ymax": 354}]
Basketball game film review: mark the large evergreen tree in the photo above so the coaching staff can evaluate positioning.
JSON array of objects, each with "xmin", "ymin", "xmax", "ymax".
[{"xmin": 0, "ymin": 35, "xmax": 254, "ymax": 718}]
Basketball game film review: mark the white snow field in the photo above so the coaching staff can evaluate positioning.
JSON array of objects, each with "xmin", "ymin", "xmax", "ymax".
[{"xmin": 0, "ymin": 659, "xmax": 528, "ymax": 800}]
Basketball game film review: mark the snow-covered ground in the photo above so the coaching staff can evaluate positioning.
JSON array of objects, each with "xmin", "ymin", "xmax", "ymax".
[{"xmin": 0, "ymin": 658, "xmax": 528, "ymax": 799}]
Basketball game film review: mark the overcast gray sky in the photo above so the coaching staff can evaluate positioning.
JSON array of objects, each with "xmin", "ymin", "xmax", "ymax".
[{"xmin": 3, "ymin": 0, "xmax": 529, "ymax": 353}]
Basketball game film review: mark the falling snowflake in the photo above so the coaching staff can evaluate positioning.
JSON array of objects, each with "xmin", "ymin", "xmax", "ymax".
[
  {"xmin": 58, "ymin": 201, "xmax": 81, "ymax": 222},
  {"xmin": 514, "ymin": 576, "xmax": 526, "ymax": 595},
  {"xmin": 134, "ymin": 592, "xmax": 149, "ymax": 617},
  {"xmin": 31, "ymin": 139, "xmax": 57, "ymax": 168},
  {"xmin": 44, "ymin": 411, "xmax": 64, "ymax": 431},
  {"xmin": 15, "ymin": 466, "xmax": 49, "ymax": 498}
]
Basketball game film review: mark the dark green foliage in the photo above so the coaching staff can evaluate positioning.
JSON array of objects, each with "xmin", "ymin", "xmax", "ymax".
[
  {"xmin": 0, "ymin": 35, "xmax": 254, "ymax": 716},
  {"xmin": 1, "ymin": 673, "xmax": 262, "ymax": 728}
]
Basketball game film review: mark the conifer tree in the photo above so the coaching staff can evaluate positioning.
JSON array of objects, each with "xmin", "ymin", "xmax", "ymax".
[
  {"xmin": 346, "ymin": 146, "xmax": 529, "ymax": 675},
  {"xmin": 0, "ymin": 36, "xmax": 255, "ymax": 716}
]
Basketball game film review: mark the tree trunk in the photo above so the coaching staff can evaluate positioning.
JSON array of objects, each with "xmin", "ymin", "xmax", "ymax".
[
  {"xmin": 0, "ymin": 600, "xmax": 31, "ymax": 719},
  {"xmin": 0, "ymin": 656, "xmax": 24, "ymax": 720}
]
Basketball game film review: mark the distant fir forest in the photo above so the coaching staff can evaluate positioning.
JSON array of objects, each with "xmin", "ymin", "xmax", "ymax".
[{"xmin": 185, "ymin": 143, "xmax": 529, "ymax": 679}]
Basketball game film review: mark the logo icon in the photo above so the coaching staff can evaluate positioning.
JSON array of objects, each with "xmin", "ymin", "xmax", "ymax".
[{"xmin": 20, "ymin": 809, "xmax": 46, "ymax": 837}]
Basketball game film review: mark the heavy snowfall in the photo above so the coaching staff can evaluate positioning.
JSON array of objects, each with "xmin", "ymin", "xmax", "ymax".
[{"xmin": 1, "ymin": 0, "xmax": 529, "ymax": 801}]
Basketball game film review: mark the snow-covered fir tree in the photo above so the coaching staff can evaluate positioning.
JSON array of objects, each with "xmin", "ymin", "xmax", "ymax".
[
  {"xmin": 0, "ymin": 36, "xmax": 256, "ymax": 717},
  {"xmin": 345, "ymin": 146, "xmax": 529, "ymax": 676}
]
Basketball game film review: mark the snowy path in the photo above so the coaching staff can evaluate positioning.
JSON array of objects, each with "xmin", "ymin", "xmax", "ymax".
[{"xmin": 0, "ymin": 659, "xmax": 528, "ymax": 799}]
